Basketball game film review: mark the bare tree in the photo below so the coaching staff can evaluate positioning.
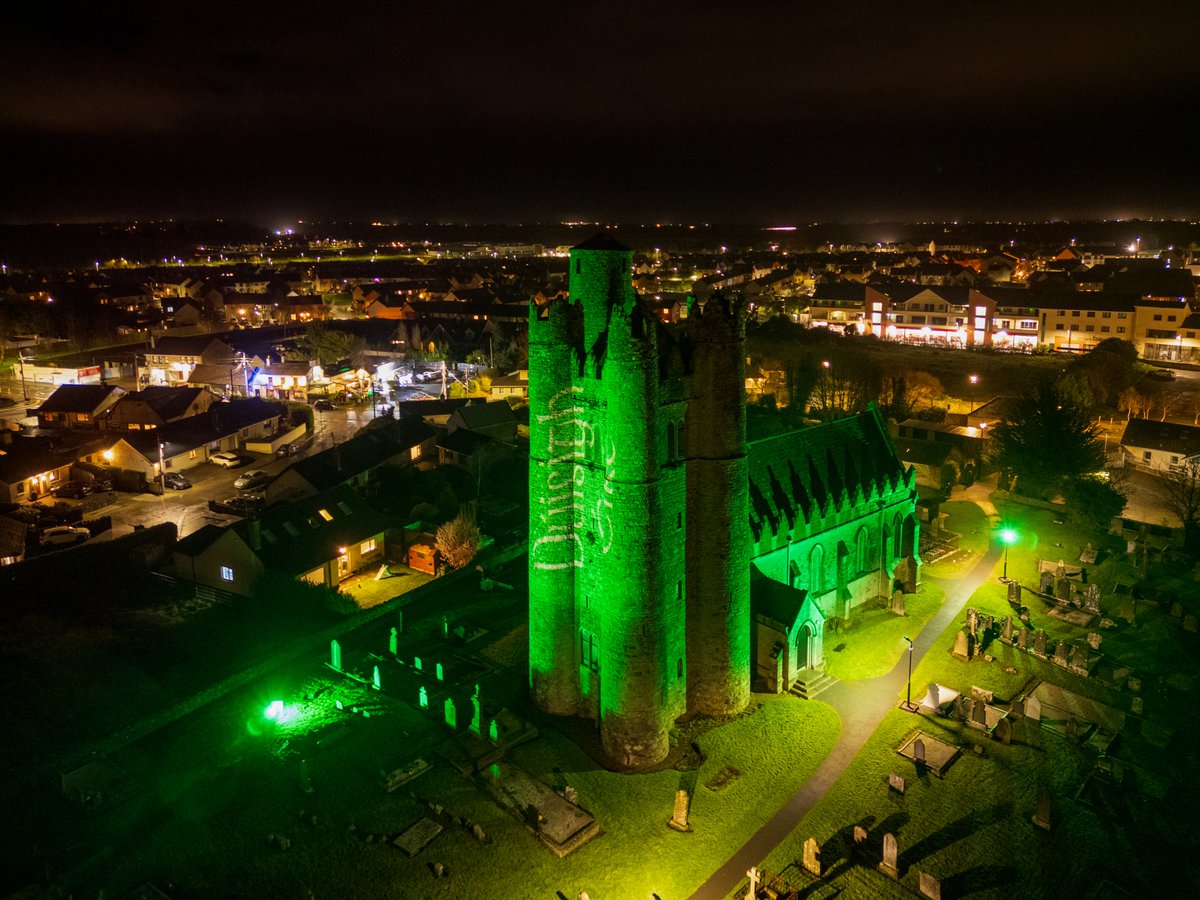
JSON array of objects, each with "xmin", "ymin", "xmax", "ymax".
[
  {"xmin": 435, "ymin": 505, "xmax": 482, "ymax": 570},
  {"xmin": 1158, "ymin": 459, "xmax": 1200, "ymax": 554}
]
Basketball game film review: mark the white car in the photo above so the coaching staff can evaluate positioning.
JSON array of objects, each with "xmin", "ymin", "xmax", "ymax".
[
  {"xmin": 210, "ymin": 451, "xmax": 244, "ymax": 468},
  {"xmin": 233, "ymin": 469, "xmax": 270, "ymax": 491},
  {"xmin": 40, "ymin": 525, "xmax": 90, "ymax": 547}
]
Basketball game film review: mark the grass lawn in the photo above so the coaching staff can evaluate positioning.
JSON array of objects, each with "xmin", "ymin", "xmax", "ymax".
[
  {"xmin": 924, "ymin": 500, "xmax": 991, "ymax": 579},
  {"xmin": 824, "ymin": 582, "xmax": 946, "ymax": 681}
]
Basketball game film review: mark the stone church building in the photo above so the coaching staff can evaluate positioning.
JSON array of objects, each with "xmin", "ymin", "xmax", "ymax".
[{"xmin": 528, "ymin": 235, "xmax": 919, "ymax": 770}]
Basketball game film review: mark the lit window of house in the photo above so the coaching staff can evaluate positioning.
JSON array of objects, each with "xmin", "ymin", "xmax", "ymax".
[
  {"xmin": 220, "ymin": 566, "xmax": 234, "ymax": 582},
  {"xmin": 361, "ymin": 538, "xmax": 377, "ymax": 554},
  {"xmin": 318, "ymin": 508, "xmax": 333, "ymax": 522},
  {"xmin": 410, "ymin": 446, "xmax": 421, "ymax": 460}
]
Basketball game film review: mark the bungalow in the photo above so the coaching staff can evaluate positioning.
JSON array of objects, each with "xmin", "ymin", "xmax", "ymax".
[
  {"xmin": 247, "ymin": 361, "xmax": 315, "ymax": 402},
  {"xmin": 0, "ymin": 430, "xmax": 104, "ymax": 503},
  {"xmin": 99, "ymin": 386, "xmax": 219, "ymax": 432},
  {"xmin": 35, "ymin": 384, "xmax": 126, "ymax": 430},
  {"xmin": 171, "ymin": 486, "xmax": 392, "ymax": 595},
  {"xmin": 1120, "ymin": 418, "xmax": 1200, "ymax": 473},
  {"xmin": 489, "ymin": 369, "xmax": 528, "ymax": 401}
]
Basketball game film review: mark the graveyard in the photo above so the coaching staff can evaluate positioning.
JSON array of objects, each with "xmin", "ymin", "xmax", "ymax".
[{"xmin": 757, "ymin": 499, "xmax": 1200, "ymax": 899}]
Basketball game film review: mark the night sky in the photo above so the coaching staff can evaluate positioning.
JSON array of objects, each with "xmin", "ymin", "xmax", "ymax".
[{"xmin": 2, "ymin": 2, "xmax": 1198, "ymax": 225}]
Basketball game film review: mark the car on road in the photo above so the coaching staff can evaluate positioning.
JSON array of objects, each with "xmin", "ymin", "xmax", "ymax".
[
  {"xmin": 210, "ymin": 451, "xmax": 245, "ymax": 468},
  {"xmin": 1149, "ymin": 368, "xmax": 1177, "ymax": 381},
  {"xmin": 233, "ymin": 469, "xmax": 270, "ymax": 491},
  {"xmin": 40, "ymin": 525, "xmax": 90, "ymax": 546},
  {"xmin": 163, "ymin": 472, "xmax": 193, "ymax": 490},
  {"xmin": 54, "ymin": 481, "xmax": 94, "ymax": 500},
  {"xmin": 274, "ymin": 442, "xmax": 299, "ymax": 458},
  {"xmin": 209, "ymin": 496, "xmax": 265, "ymax": 516},
  {"xmin": 313, "ymin": 399, "xmax": 334, "ymax": 411}
]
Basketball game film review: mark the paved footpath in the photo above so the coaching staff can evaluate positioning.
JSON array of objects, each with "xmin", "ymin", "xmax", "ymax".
[{"xmin": 690, "ymin": 540, "xmax": 1003, "ymax": 900}]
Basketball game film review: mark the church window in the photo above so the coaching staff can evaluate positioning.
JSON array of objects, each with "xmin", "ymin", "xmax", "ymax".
[
  {"xmin": 855, "ymin": 526, "xmax": 870, "ymax": 574},
  {"xmin": 809, "ymin": 544, "xmax": 825, "ymax": 593}
]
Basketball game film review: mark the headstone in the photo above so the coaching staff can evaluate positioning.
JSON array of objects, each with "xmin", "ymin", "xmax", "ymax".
[
  {"xmin": 373, "ymin": 665, "xmax": 382, "ymax": 691},
  {"xmin": 1087, "ymin": 632, "xmax": 1102, "ymax": 650},
  {"xmin": 853, "ymin": 825, "xmax": 868, "ymax": 845},
  {"xmin": 888, "ymin": 772, "xmax": 906, "ymax": 794},
  {"xmin": 914, "ymin": 739, "xmax": 926, "ymax": 764},
  {"xmin": 1170, "ymin": 601, "xmax": 1183, "ymax": 618},
  {"xmin": 1131, "ymin": 696, "xmax": 1143, "ymax": 715},
  {"xmin": 1070, "ymin": 644, "xmax": 1089, "ymax": 672},
  {"xmin": 967, "ymin": 632, "xmax": 977, "ymax": 660},
  {"xmin": 802, "ymin": 836, "xmax": 821, "ymax": 876},
  {"xmin": 489, "ymin": 718, "xmax": 500, "ymax": 742},
  {"xmin": 952, "ymin": 630, "xmax": 970, "ymax": 660},
  {"xmin": 1001, "ymin": 616, "xmax": 1014, "ymax": 643},
  {"xmin": 1054, "ymin": 578, "xmax": 1070, "ymax": 602},
  {"xmin": 441, "ymin": 614, "xmax": 450, "ymax": 638},
  {"xmin": 668, "ymin": 789, "xmax": 691, "ymax": 832},
  {"xmin": 745, "ymin": 867, "xmax": 760, "ymax": 900},
  {"xmin": 952, "ymin": 694, "xmax": 966, "ymax": 721},
  {"xmin": 1034, "ymin": 630, "xmax": 1047, "ymax": 657},
  {"xmin": 1011, "ymin": 697, "xmax": 1025, "ymax": 718},
  {"xmin": 919, "ymin": 871, "xmax": 942, "ymax": 900},
  {"xmin": 443, "ymin": 697, "xmax": 456, "ymax": 729},
  {"xmin": 389, "ymin": 627, "xmax": 399, "ymax": 655},
  {"xmin": 1066, "ymin": 715, "xmax": 1079, "ymax": 742},
  {"xmin": 1054, "ymin": 641, "xmax": 1069, "ymax": 666},
  {"xmin": 1019, "ymin": 607, "xmax": 1032, "ymax": 626},
  {"xmin": 419, "ymin": 685, "xmax": 429, "ymax": 709},
  {"xmin": 470, "ymin": 684, "xmax": 482, "ymax": 736},
  {"xmin": 972, "ymin": 685, "xmax": 994, "ymax": 704},
  {"xmin": 1080, "ymin": 542, "xmax": 1097, "ymax": 564},
  {"xmin": 891, "ymin": 590, "xmax": 906, "ymax": 616},
  {"xmin": 982, "ymin": 614, "xmax": 994, "ymax": 634},
  {"xmin": 971, "ymin": 697, "xmax": 987, "ymax": 728},
  {"xmin": 397, "ymin": 609, "xmax": 403, "ymax": 633},
  {"xmin": 433, "ymin": 862, "xmax": 445, "ymax": 878},
  {"xmin": 966, "ymin": 608, "xmax": 979, "ymax": 635},
  {"xmin": 994, "ymin": 717, "xmax": 1012, "ymax": 745},
  {"xmin": 1032, "ymin": 787, "xmax": 1052, "ymax": 830},
  {"xmin": 1084, "ymin": 584, "xmax": 1101, "ymax": 613},
  {"xmin": 1185, "ymin": 615, "xmax": 1199, "ymax": 634},
  {"xmin": 1017, "ymin": 628, "xmax": 1029, "ymax": 650},
  {"xmin": 879, "ymin": 832, "xmax": 899, "ymax": 879},
  {"xmin": 1039, "ymin": 570, "xmax": 1054, "ymax": 594},
  {"xmin": 1127, "ymin": 676, "xmax": 1141, "ymax": 693},
  {"xmin": 564, "ymin": 784, "xmax": 579, "ymax": 805},
  {"xmin": 1025, "ymin": 694, "xmax": 1041, "ymax": 721},
  {"xmin": 472, "ymin": 823, "xmax": 487, "ymax": 843},
  {"xmin": 1007, "ymin": 580, "xmax": 1022, "ymax": 605},
  {"xmin": 435, "ymin": 662, "xmax": 444, "ymax": 681},
  {"xmin": 299, "ymin": 758, "xmax": 313, "ymax": 794},
  {"xmin": 414, "ymin": 655, "xmax": 422, "ymax": 671},
  {"xmin": 926, "ymin": 682, "xmax": 941, "ymax": 710},
  {"xmin": 329, "ymin": 639, "xmax": 342, "ymax": 671}
]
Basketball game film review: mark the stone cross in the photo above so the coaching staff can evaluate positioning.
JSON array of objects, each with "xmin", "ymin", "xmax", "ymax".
[
  {"xmin": 745, "ymin": 867, "xmax": 760, "ymax": 900},
  {"xmin": 668, "ymin": 789, "xmax": 691, "ymax": 832},
  {"xmin": 919, "ymin": 871, "xmax": 942, "ymax": 900},
  {"xmin": 419, "ymin": 685, "xmax": 429, "ymax": 709},
  {"xmin": 966, "ymin": 607, "xmax": 979, "ymax": 634},
  {"xmin": 389, "ymin": 627, "xmax": 398, "ymax": 655},
  {"xmin": 802, "ymin": 836, "xmax": 821, "ymax": 876},
  {"xmin": 879, "ymin": 832, "xmax": 899, "ymax": 879}
]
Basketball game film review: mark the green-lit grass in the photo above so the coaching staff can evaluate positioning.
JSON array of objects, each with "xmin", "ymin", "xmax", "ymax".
[
  {"xmin": 924, "ymin": 501, "xmax": 991, "ymax": 578},
  {"xmin": 825, "ymin": 583, "xmax": 946, "ymax": 681}
]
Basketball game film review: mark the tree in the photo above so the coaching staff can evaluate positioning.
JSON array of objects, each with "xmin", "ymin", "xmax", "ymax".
[
  {"xmin": 1158, "ymin": 460, "xmax": 1200, "ymax": 556},
  {"xmin": 989, "ymin": 380, "xmax": 1105, "ymax": 498},
  {"xmin": 1061, "ymin": 475, "xmax": 1126, "ymax": 527},
  {"xmin": 436, "ymin": 506, "xmax": 482, "ymax": 570},
  {"xmin": 296, "ymin": 324, "xmax": 357, "ymax": 367}
]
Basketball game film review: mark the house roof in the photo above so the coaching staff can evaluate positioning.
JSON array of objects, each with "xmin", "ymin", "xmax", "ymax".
[
  {"xmin": 747, "ymin": 404, "xmax": 909, "ymax": 541},
  {"xmin": 122, "ymin": 398, "xmax": 282, "ymax": 461},
  {"xmin": 491, "ymin": 370, "xmax": 528, "ymax": 387},
  {"xmin": 750, "ymin": 566, "xmax": 808, "ymax": 629},
  {"xmin": 449, "ymin": 400, "xmax": 516, "ymax": 432},
  {"xmin": 173, "ymin": 523, "xmax": 233, "ymax": 556},
  {"xmin": 186, "ymin": 363, "xmax": 238, "ymax": 387},
  {"xmin": 36, "ymin": 384, "xmax": 124, "ymax": 415},
  {"xmin": 438, "ymin": 427, "xmax": 495, "ymax": 456},
  {"xmin": 148, "ymin": 335, "xmax": 230, "ymax": 357},
  {"xmin": 285, "ymin": 417, "xmax": 435, "ymax": 492},
  {"xmin": 1120, "ymin": 418, "xmax": 1200, "ymax": 458},
  {"xmin": 113, "ymin": 386, "xmax": 212, "ymax": 420}
]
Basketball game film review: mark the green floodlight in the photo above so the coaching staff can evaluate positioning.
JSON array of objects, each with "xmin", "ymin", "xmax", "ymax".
[
  {"xmin": 264, "ymin": 699, "xmax": 285, "ymax": 721},
  {"xmin": 1001, "ymin": 528, "xmax": 1018, "ymax": 545}
]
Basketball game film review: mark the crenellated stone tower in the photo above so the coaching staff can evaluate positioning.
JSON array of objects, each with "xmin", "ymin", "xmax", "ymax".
[{"xmin": 528, "ymin": 234, "xmax": 750, "ymax": 770}]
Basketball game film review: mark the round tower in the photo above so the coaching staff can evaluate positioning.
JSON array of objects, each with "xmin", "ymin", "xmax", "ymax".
[
  {"xmin": 528, "ymin": 297, "xmax": 580, "ymax": 715},
  {"xmin": 685, "ymin": 293, "xmax": 751, "ymax": 716}
]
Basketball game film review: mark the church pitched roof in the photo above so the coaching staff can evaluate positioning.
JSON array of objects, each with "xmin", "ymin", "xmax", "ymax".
[{"xmin": 747, "ymin": 404, "xmax": 908, "ymax": 541}]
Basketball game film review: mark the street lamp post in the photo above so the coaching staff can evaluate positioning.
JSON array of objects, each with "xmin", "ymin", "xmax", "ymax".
[
  {"xmin": 1000, "ymin": 527, "xmax": 1017, "ymax": 581},
  {"xmin": 968, "ymin": 373, "xmax": 978, "ymax": 411},
  {"xmin": 901, "ymin": 635, "xmax": 916, "ymax": 712}
]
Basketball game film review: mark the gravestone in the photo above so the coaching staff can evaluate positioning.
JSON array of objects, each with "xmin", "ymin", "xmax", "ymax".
[
  {"xmin": 1054, "ymin": 578, "xmax": 1070, "ymax": 602},
  {"xmin": 329, "ymin": 639, "xmax": 342, "ymax": 671},
  {"xmin": 1011, "ymin": 697, "xmax": 1025, "ymax": 718},
  {"xmin": 435, "ymin": 662, "xmax": 444, "ymax": 681},
  {"xmin": 967, "ymin": 632, "xmax": 977, "ymax": 660},
  {"xmin": 419, "ymin": 686, "xmax": 429, "ymax": 709},
  {"xmin": 1032, "ymin": 787, "xmax": 1053, "ymax": 830},
  {"xmin": 953, "ymin": 630, "xmax": 970, "ymax": 660},
  {"xmin": 389, "ymin": 627, "xmax": 399, "ymax": 655},
  {"xmin": 1040, "ymin": 570, "xmax": 1054, "ymax": 594},
  {"xmin": 914, "ymin": 739, "xmax": 926, "ymax": 764},
  {"xmin": 470, "ymin": 684, "xmax": 482, "ymax": 736},
  {"xmin": 397, "ymin": 609, "xmax": 403, "ymax": 633},
  {"xmin": 1084, "ymin": 584, "xmax": 1101, "ymax": 613},
  {"xmin": 745, "ymin": 867, "xmax": 760, "ymax": 900},
  {"xmin": 1087, "ymin": 632, "xmax": 1102, "ymax": 650},
  {"xmin": 1185, "ymin": 615, "xmax": 1199, "ymax": 634},
  {"xmin": 373, "ymin": 665, "xmax": 382, "ymax": 691},
  {"xmin": 966, "ymin": 608, "xmax": 979, "ymax": 634},
  {"xmin": 1002, "ymin": 616, "xmax": 1014, "ymax": 643},
  {"xmin": 971, "ymin": 697, "xmax": 987, "ymax": 728},
  {"xmin": 994, "ymin": 717, "xmax": 1012, "ymax": 744},
  {"xmin": 802, "ymin": 836, "xmax": 821, "ymax": 876},
  {"xmin": 1170, "ymin": 601, "xmax": 1183, "ymax": 618},
  {"xmin": 891, "ymin": 590, "xmax": 906, "ymax": 616},
  {"xmin": 1131, "ymin": 696, "xmax": 1144, "ymax": 715},
  {"xmin": 982, "ymin": 614, "xmax": 994, "ymax": 634},
  {"xmin": 668, "ymin": 789, "xmax": 691, "ymax": 832},
  {"xmin": 1019, "ymin": 607, "xmax": 1032, "ymax": 626},
  {"xmin": 1034, "ymin": 631, "xmax": 1047, "ymax": 657},
  {"xmin": 1070, "ymin": 644, "xmax": 1089, "ymax": 672},
  {"xmin": 443, "ymin": 698, "xmax": 456, "ymax": 729},
  {"xmin": 564, "ymin": 784, "xmax": 579, "ymax": 805},
  {"xmin": 300, "ymin": 758, "xmax": 313, "ymax": 794},
  {"xmin": 1054, "ymin": 641, "xmax": 1069, "ymax": 666},
  {"xmin": 489, "ymin": 718, "xmax": 500, "ymax": 742},
  {"xmin": 972, "ymin": 685, "xmax": 994, "ymax": 704},
  {"xmin": 441, "ymin": 614, "xmax": 449, "ymax": 638},
  {"xmin": 414, "ymin": 655, "xmax": 423, "ymax": 671},
  {"xmin": 952, "ymin": 695, "xmax": 966, "ymax": 721},
  {"xmin": 1025, "ymin": 694, "xmax": 1041, "ymax": 721},
  {"xmin": 1007, "ymin": 580, "xmax": 1022, "ymax": 605},
  {"xmin": 853, "ymin": 825, "xmax": 868, "ymax": 845},
  {"xmin": 919, "ymin": 871, "xmax": 942, "ymax": 900},
  {"xmin": 1127, "ymin": 676, "xmax": 1141, "ymax": 693},
  {"xmin": 888, "ymin": 772, "xmax": 906, "ymax": 794},
  {"xmin": 1066, "ymin": 715, "xmax": 1079, "ymax": 742},
  {"xmin": 926, "ymin": 682, "xmax": 941, "ymax": 710},
  {"xmin": 961, "ymin": 696, "xmax": 976, "ymax": 723},
  {"xmin": 1080, "ymin": 542, "xmax": 1097, "ymax": 564},
  {"xmin": 472, "ymin": 823, "xmax": 487, "ymax": 843},
  {"xmin": 1017, "ymin": 628, "xmax": 1029, "ymax": 650},
  {"xmin": 879, "ymin": 832, "xmax": 899, "ymax": 879}
]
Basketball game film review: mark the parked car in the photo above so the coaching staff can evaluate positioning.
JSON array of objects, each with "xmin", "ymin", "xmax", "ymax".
[
  {"xmin": 209, "ymin": 496, "xmax": 265, "ymax": 516},
  {"xmin": 233, "ymin": 469, "xmax": 270, "ymax": 491},
  {"xmin": 210, "ymin": 451, "xmax": 245, "ymax": 468},
  {"xmin": 275, "ymin": 442, "xmax": 299, "ymax": 458},
  {"xmin": 40, "ymin": 525, "xmax": 90, "ymax": 546},
  {"xmin": 1149, "ymin": 368, "xmax": 1177, "ymax": 381},
  {"xmin": 54, "ymin": 481, "xmax": 94, "ymax": 500},
  {"xmin": 163, "ymin": 472, "xmax": 192, "ymax": 490},
  {"xmin": 313, "ymin": 399, "xmax": 334, "ymax": 411}
]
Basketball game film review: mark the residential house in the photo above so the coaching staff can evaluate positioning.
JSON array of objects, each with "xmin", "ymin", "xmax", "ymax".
[
  {"xmin": 143, "ymin": 335, "xmax": 237, "ymax": 386},
  {"xmin": 0, "ymin": 430, "xmax": 108, "ymax": 503},
  {"xmin": 247, "ymin": 361, "xmax": 315, "ymax": 402},
  {"xmin": 99, "ymin": 386, "xmax": 219, "ymax": 432},
  {"xmin": 1119, "ymin": 418, "xmax": 1200, "ymax": 473},
  {"xmin": 34, "ymin": 384, "xmax": 126, "ymax": 430},
  {"xmin": 489, "ymin": 369, "xmax": 528, "ymax": 401},
  {"xmin": 446, "ymin": 400, "xmax": 517, "ymax": 441}
]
